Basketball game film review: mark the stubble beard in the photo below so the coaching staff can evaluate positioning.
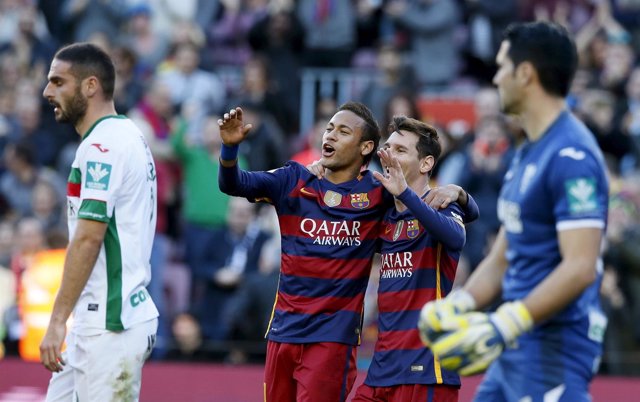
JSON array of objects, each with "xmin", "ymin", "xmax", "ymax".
[{"xmin": 56, "ymin": 87, "xmax": 88, "ymax": 126}]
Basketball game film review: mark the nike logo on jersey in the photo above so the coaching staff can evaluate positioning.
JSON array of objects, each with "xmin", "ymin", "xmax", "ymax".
[
  {"xmin": 300, "ymin": 187, "xmax": 315, "ymax": 196},
  {"xmin": 91, "ymin": 143, "xmax": 109, "ymax": 153},
  {"xmin": 559, "ymin": 147, "xmax": 585, "ymax": 160}
]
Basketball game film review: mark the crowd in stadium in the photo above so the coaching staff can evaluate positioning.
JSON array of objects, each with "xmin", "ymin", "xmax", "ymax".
[{"xmin": 0, "ymin": 0, "xmax": 639, "ymax": 376}]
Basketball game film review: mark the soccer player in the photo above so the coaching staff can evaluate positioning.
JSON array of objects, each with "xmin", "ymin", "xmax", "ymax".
[
  {"xmin": 219, "ymin": 102, "xmax": 392, "ymax": 402},
  {"xmin": 40, "ymin": 43, "xmax": 159, "ymax": 401},
  {"xmin": 352, "ymin": 116, "xmax": 467, "ymax": 402},
  {"xmin": 419, "ymin": 21, "xmax": 609, "ymax": 402}
]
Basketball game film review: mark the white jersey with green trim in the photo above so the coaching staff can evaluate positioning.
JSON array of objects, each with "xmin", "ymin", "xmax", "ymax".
[{"xmin": 66, "ymin": 115, "xmax": 158, "ymax": 335}]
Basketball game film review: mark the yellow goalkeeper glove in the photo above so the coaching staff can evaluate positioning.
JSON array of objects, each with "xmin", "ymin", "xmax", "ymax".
[
  {"xmin": 431, "ymin": 301, "xmax": 533, "ymax": 376},
  {"xmin": 418, "ymin": 289, "xmax": 476, "ymax": 346}
]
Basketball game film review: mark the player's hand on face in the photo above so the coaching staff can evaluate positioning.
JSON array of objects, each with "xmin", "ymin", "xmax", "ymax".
[
  {"xmin": 217, "ymin": 107, "xmax": 253, "ymax": 146},
  {"xmin": 306, "ymin": 160, "xmax": 325, "ymax": 179},
  {"xmin": 424, "ymin": 185, "xmax": 462, "ymax": 209},
  {"xmin": 372, "ymin": 148, "xmax": 407, "ymax": 196},
  {"xmin": 39, "ymin": 321, "xmax": 67, "ymax": 372}
]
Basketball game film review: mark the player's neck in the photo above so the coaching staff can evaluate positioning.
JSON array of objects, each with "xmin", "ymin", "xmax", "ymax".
[
  {"xmin": 521, "ymin": 95, "xmax": 566, "ymax": 142},
  {"xmin": 324, "ymin": 164, "xmax": 362, "ymax": 185},
  {"xmin": 75, "ymin": 102, "xmax": 118, "ymax": 138}
]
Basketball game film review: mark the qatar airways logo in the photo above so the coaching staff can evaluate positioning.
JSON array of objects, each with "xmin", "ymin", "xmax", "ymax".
[
  {"xmin": 300, "ymin": 218, "xmax": 362, "ymax": 246},
  {"xmin": 380, "ymin": 251, "xmax": 413, "ymax": 279}
]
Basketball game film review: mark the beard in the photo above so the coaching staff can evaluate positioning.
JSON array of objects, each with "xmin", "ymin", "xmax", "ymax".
[{"xmin": 55, "ymin": 86, "xmax": 88, "ymax": 126}]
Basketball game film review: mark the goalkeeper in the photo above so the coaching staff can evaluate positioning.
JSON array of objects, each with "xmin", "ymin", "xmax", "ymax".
[{"xmin": 418, "ymin": 21, "xmax": 609, "ymax": 402}]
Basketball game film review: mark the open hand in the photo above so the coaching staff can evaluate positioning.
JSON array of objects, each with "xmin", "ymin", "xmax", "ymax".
[
  {"xmin": 372, "ymin": 148, "xmax": 407, "ymax": 196},
  {"xmin": 218, "ymin": 107, "xmax": 253, "ymax": 146}
]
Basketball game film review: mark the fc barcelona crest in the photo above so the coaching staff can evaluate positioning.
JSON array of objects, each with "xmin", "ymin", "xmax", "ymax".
[
  {"xmin": 407, "ymin": 219, "xmax": 420, "ymax": 238},
  {"xmin": 323, "ymin": 190, "xmax": 342, "ymax": 207},
  {"xmin": 350, "ymin": 193, "xmax": 370, "ymax": 209}
]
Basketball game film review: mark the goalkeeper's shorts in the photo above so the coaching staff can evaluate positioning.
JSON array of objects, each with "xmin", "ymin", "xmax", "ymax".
[{"xmin": 473, "ymin": 323, "xmax": 602, "ymax": 402}]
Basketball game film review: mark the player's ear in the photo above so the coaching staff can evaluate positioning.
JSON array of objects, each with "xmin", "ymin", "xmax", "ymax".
[
  {"xmin": 517, "ymin": 61, "xmax": 535, "ymax": 86},
  {"xmin": 83, "ymin": 76, "xmax": 99, "ymax": 98},
  {"xmin": 360, "ymin": 140, "xmax": 374, "ymax": 158},
  {"xmin": 420, "ymin": 155, "xmax": 435, "ymax": 174}
]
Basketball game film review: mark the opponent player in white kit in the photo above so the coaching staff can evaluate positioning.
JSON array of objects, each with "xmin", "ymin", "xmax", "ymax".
[{"xmin": 40, "ymin": 42, "xmax": 158, "ymax": 401}]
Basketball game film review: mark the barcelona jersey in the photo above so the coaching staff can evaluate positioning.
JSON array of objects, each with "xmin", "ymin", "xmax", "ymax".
[
  {"xmin": 365, "ymin": 190, "xmax": 466, "ymax": 387},
  {"xmin": 219, "ymin": 161, "xmax": 394, "ymax": 344}
]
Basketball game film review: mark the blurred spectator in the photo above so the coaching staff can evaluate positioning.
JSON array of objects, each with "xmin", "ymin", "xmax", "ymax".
[
  {"xmin": 297, "ymin": 0, "xmax": 357, "ymax": 67},
  {"xmin": 165, "ymin": 312, "xmax": 212, "ymax": 361},
  {"xmin": 157, "ymin": 41, "xmax": 226, "ymax": 143},
  {"xmin": 577, "ymin": 88, "xmax": 630, "ymax": 170},
  {"xmin": 449, "ymin": 115, "xmax": 514, "ymax": 270},
  {"xmin": 60, "ymin": 0, "xmax": 128, "ymax": 43},
  {"xmin": 119, "ymin": 3, "xmax": 170, "ymax": 78},
  {"xmin": 616, "ymin": 66, "xmax": 640, "ymax": 171},
  {"xmin": 222, "ymin": 210, "xmax": 280, "ymax": 364},
  {"xmin": 229, "ymin": 54, "xmax": 298, "ymax": 137},
  {"xmin": 248, "ymin": 1, "xmax": 303, "ymax": 121},
  {"xmin": 202, "ymin": 0, "xmax": 267, "ymax": 67},
  {"xmin": 462, "ymin": 0, "xmax": 517, "ymax": 84},
  {"xmin": 0, "ymin": 4, "xmax": 56, "ymax": 82},
  {"xmin": 13, "ymin": 96, "xmax": 59, "ymax": 167},
  {"xmin": 383, "ymin": 0, "xmax": 461, "ymax": 91},
  {"xmin": 190, "ymin": 198, "xmax": 272, "ymax": 343},
  {"xmin": 112, "ymin": 45, "xmax": 146, "ymax": 114},
  {"xmin": 0, "ymin": 142, "xmax": 64, "ymax": 218},
  {"xmin": 359, "ymin": 43, "xmax": 416, "ymax": 128},
  {"xmin": 28, "ymin": 180, "xmax": 66, "ymax": 242}
]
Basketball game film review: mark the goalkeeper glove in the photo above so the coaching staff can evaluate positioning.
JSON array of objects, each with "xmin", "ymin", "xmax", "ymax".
[
  {"xmin": 431, "ymin": 301, "xmax": 533, "ymax": 376},
  {"xmin": 418, "ymin": 289, "xmax": 476, "ymax": 346}
]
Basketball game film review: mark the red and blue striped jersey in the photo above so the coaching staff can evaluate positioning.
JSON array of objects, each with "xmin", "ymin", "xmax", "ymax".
[
  {"xmin": 219, "ymin": 161, "xmax": 394, "ymax": 344},
  {"xmin": 365, "ymin": 193, "xmax": 466, "ymax": 387}
]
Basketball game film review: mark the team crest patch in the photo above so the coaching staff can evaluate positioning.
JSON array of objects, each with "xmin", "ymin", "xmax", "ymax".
[
  {"xmin": 406, "ymin": 219, "xmax": 420, "ymax": 238},
  {"xmin": 350, "ymin": 193, "xmax": 370, "ymax": 209},
  {"xmin": 85, "ymin": 161, "xmax": 112, "ymax": 191},
  {"xmin": 323, "ymin": 190, "xmax": 342, "ymax": 207},
  {"xmin": 566, "ymin": 178, "xmax": 597, "ymax": 214}
]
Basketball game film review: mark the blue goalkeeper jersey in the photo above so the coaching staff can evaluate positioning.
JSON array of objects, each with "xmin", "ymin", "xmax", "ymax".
[
  {"xmin": 365, "ymin": 189, "xmax": 467, "ymax": 388},
  {"xmin": 498, "ymin": 110, "xmax": 609, "ymax": 325},
  {"xmin": 219, "ymin": 161, "xmax": 394, "ymax": 345}
]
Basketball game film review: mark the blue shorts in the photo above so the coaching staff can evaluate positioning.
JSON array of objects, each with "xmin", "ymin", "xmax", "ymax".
[{"xmin": 473, "ymin": 321, "xmax": 602, "ymax": 402}]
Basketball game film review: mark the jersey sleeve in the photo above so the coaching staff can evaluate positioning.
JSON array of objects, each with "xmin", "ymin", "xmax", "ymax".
[
  {"xmin": 76, "ymin": 140, "xmax": 127, "ymax": 222},
  {"xmin": 397, "ymin": 187, "xmax": 466, "ymax": 250},
  {"xmin": 547, "ymin": 147, "xmax": 608, "ymax": 231},
  {"xmin": 218, "ymin": 161, "xmax": 301, "ymax": 207}
]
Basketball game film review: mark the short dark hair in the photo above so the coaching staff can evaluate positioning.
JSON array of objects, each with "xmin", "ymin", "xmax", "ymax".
[
  {"xmin": 503, "ymin": 21, "xmax": 577, "ymax": 97},
  {"xmin": 337, "ymin": 101, "xmax": 380, "ymax": 166},
  {"xmin": 388, "ymin": 115, "xmax": 441, "ymax": 164},
  {"xmin": 54, "ymin": 43, "xmax": 116, "ymax": 100}
]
